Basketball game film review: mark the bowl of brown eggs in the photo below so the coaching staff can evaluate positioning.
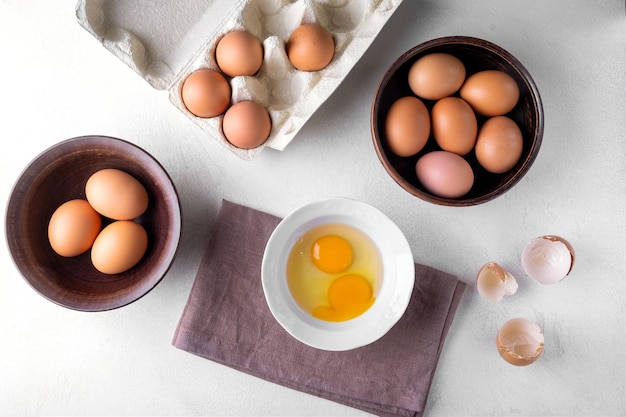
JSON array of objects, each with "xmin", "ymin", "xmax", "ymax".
[
  {"xmin": 371, "ymin": 36, "xmax": 543, "ymax": 206},
  {"xmin": 5, "ymin": 135, "xmax": 181, "ymax": 311}
]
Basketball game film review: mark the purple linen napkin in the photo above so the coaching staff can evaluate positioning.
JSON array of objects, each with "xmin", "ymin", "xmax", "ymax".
[{"xmin": 172, "ymin": 200, "xmax": 466, "ymax": 417}]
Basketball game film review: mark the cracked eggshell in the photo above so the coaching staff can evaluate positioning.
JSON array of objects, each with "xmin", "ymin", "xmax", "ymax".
[
  {"xmin": 521, "ymin": 235, "xmax": 575, "ymax": 285},
  {"xmin": 496, "ymin": 318, "xmax": 544, "ymax": 366},
  {"xmin": 76, "ymin": 0, "xmax": 404, "ymax": 160},
  {"xmin": 476, "ymin": 262, "xmax": 518, "ymax": 302}
]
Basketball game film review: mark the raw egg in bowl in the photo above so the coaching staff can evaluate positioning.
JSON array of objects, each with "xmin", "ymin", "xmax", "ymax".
[
  {"xmin": 261, "ymin": 198, "xmax": 415, "ymax": 351},
  {"xmin": 5, "ymin": 136, "xmax": 181, "ymax": 311}
]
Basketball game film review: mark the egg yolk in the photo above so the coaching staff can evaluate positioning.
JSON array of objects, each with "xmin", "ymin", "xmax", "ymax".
[
  {"xmin": 312, "ymin": 274, "xmax": 375, "ymax": 322},
  {"xmin": 311, "ymin": 235, "xmax": 353, "ymax": 274}
]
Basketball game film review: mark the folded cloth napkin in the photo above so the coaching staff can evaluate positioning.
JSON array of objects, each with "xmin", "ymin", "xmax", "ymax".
[{"xmin": 172, "ymin": 200, "xmax": 466, "ymax": 417}]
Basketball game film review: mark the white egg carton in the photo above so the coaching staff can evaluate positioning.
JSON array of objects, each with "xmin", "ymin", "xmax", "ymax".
[{"xmin": 75, "ymin": 0, "xmax": 404, "ymax": 160}]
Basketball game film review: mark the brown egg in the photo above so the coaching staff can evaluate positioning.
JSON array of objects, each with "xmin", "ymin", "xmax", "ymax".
[
  {"xmin": 86, "ymin": 169, "xmax": 149, "ymax": 220},
  {"xmin": 431, "ymin": 97, "xmax": 477, "ymax": 156},
  {"xmin": 215, "ymin": 31, "xmax": 264, "ymax": 77},
  {"xmin": 222, "ymin": 100, "xmax": 272, "ymax": 149},
  {"xmin": 181, "ymin": 69, "xmax": 231, "ymax": 118},
  {"xmin": 91, "ymin": 220, "xmax": 148, "ymax": 274},
  {"xmin": 475, "ymin": 116, "xmax": 523, "ymax": 173},
  {"xmin": 48, "ymin": 199, "xmax": 102, "ymax": 257},
  {"xmin": 408, "ymin": 53, "xmax": 466, "ymax": 100},
  {"xmin": 460, "ymin": 70, "xmax": 520, "ymax": 116},
  {"xmin": 385, "ymin": 96, "xmax": 430, "ymax": 157},
  {"xmin": 287, "ymin": 23, "xmax": 335, "ymax": 72}
]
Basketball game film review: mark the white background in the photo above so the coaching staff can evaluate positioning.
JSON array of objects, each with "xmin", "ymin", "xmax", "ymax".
[{"xmin": 1, "ymin": 1, "xmax": 625, "ymax": 416}]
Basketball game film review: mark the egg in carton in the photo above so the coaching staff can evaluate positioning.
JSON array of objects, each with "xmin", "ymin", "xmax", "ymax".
[{"xmin": 76, "ymin": 0, "xmax": 404, "ymax": 160}]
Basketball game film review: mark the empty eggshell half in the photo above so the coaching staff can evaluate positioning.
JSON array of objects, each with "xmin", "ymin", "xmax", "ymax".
[
  {"xmin": 476, "ymin": 262, "xmax": 518, "ymax": 302},
  {"xmin": 521, "ymin": 235, "xmax": 575, "ymax": 285},
  {"xmin": 496, "ymin": 318, "xmax": 544, "ymax": 366}
]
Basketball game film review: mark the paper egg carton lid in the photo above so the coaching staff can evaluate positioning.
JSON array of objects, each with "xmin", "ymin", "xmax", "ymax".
[{"xmin": 75, "ymin": 0, "xmax": 404, "ymax": 160}]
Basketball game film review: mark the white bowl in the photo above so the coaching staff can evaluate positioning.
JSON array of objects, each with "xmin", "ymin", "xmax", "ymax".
[{"xmin": 261, "ymin": 198, "xmax": 415, "ymax": 351}]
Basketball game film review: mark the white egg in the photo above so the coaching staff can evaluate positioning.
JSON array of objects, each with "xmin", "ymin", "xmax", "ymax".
[{"xmin": 521, "ymin": 235, "xmax": 575, "ymax": 285}]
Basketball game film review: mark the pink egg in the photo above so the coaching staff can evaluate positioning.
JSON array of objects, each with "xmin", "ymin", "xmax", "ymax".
[{"xmin": 415, "ymin": 151, "xmax": 474, "ymax": 198}]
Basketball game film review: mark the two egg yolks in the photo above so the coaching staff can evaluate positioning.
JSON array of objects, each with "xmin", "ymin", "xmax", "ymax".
[{"xmin": 309, "ymin": 235, "xmax": 375, "ymax": 322}]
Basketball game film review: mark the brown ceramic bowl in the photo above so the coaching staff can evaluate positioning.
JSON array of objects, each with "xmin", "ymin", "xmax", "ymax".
[
  {"xmin": 5, "ymin": 136, "xmax": 181, "ymax": 311},
  {"xmin": 371, "ymin": 36, "xmax": 543, "ymax": 206}
]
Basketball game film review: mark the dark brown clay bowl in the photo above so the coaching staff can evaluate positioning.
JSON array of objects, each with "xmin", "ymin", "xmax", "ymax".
[
  {"xmin": 371, "ymin": 36, "xmax": 543, "ymax": 206},
  {"xmin": 5, "ymin": 136, "xmax": 181, "ymax": 311}
]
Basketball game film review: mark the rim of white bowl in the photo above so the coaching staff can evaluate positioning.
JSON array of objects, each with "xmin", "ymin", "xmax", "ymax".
[{"xmin": 261, "ymin": 197, "xmax": 415, "ymax": 351}]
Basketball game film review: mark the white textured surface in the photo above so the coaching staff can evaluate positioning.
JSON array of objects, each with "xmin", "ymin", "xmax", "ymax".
[{"xmin": 1, "ymin": 1, "xmax": 625, "ymax": 416}]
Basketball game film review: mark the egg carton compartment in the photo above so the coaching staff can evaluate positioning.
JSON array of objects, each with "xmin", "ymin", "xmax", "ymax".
[{"xmin": 76, "ymin": 0, "xmax": 404, "ymax": 160}]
